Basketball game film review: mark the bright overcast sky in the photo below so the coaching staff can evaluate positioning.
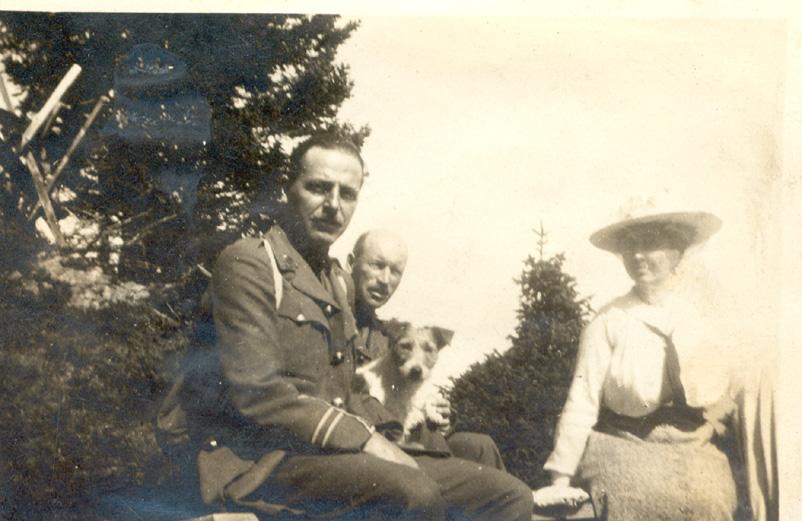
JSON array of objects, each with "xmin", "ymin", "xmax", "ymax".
[{"xmin": 329, "ymin": 17, "xmax": 787, "ymax": 384}]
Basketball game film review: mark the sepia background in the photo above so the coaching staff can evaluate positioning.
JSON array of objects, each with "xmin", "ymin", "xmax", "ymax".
[
  {"xmin": 329, "ymin": 17, "xmax": 786, "ymax": 387},
  {"xmin": 327, "ymin": 16, "xmax": 801, "ymax": 515},
  {"xmin": 2, "ymin": 1, "xmax": 800, "ymax": 519}
]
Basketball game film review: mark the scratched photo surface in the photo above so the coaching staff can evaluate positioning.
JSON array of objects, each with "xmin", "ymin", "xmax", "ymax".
[{"xmin": 0, "ymin": 11, "xmax": 795, "ymax": 521}]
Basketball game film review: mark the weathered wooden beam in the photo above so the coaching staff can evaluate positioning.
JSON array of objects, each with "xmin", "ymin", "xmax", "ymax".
[
  {"xmin": 40, "ymin": 100, "xmax": 66, "ymax": 139},
  {"xmin": 22, "ymin": 151, "xmax": 65, "ymax": 247},
  {"xmin": 19, "ymin": 63, "xmax": 81, "ymax": 151},
  {"xmin": 0, "ymin": 72, "xmax": 13, "ymax": 111},
  {"xmin": 27, "ymin": 95, "xmax": 108, "ymax": 220},
  {"xmin": 179, "ymin": 514, "xmax": 259, "ymax": 521}
]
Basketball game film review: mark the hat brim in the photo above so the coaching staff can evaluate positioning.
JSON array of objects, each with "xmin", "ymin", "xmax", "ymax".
[{"xmin": 589, "ymin": 211, "xmax": 722, "ymax": 252}]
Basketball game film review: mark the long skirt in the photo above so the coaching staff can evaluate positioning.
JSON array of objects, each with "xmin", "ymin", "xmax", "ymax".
[{"xmin": 575, "ymin": 430, "xmax": 740, "ymax": 521}]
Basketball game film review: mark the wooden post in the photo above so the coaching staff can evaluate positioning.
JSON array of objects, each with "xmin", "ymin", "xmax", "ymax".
[
  {"xmin": 27, "ymin": 95, "xmax": 109, "ymax": 220},
  {"xmin": 0, "ymin": 72, "xmax": 13, "ymax": 111},
  {"xmin": 40, "ymin": 100, "xmax": 66, "ymax": 139},
  {"xmin": 19, "ymin": 64, "xmax": 81, "ymax": 151},
  {"xmin": 22, "ymin": 151, "xmax": 65, "ymax": 246}
]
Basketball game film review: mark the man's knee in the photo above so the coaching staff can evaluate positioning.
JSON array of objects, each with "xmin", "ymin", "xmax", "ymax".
[
  {"xmin": 378, "ymin": 470, "xmax": 446, "ymax": 521},
  {"xmin": 469, "ymin": 467, "xmax": 533, "ymax": 521},
  {"xmin": 401, "ymin": 480, "xmax": 446, "ymax": 519},
  {"xmin": 447, "ymin": 432, "xmax": 506, "ymax": 470},
  {"xmin": 504, "ymin": 477, "xmax": 535, "ymax": 521}
]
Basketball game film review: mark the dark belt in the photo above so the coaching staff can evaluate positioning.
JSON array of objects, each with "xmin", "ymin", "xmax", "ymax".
[{"xmin": 596, "ymin": 405, "xmax": 706, "ymax": 440}]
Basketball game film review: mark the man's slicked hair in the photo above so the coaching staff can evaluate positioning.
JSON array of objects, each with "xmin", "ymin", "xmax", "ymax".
[{"xmin": 287, "ymin": 132, "xmax": 365, "ymax": 185}]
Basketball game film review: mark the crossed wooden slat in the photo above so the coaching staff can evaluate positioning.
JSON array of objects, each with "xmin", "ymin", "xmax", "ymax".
[{"xmin": 3, "ymin": 64, "xmax": 108, "ymax": 247}]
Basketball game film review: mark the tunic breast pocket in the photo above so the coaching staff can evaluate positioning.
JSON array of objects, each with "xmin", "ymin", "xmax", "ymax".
[{"xmin": 276, "ymin": 295, "xmax": 331, "ymax": 382}]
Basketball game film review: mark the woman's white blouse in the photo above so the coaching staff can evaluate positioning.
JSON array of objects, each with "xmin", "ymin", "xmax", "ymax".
[{"xmin": 543, "ymin": 289, "xmax": 732, "ymax": 477}]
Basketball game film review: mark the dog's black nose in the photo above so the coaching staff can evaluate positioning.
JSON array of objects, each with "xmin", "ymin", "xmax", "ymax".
[{"xmin": 409, "ymin": 367, "xmax": 423, "ymax": 380}]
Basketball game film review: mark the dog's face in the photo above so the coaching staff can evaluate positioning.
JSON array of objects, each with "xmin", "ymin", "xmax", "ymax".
[{"xmin": 382, "ymin": 320, "xmax": 454, "ymax": 382}]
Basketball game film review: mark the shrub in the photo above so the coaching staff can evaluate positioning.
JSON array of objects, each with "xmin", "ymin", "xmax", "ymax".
[
  {"xmin": 0, "ymin": 272, "xmax": 189, "ymax": 520},
  {"xmin": 448, "ymin": 248, "xmax": 591, "ymax": 488}
]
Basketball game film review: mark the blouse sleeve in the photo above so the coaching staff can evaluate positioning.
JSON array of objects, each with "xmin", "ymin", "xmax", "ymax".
[{"xmin": 544, "ymin": 312, "xmax": 612, "ymax": 478}]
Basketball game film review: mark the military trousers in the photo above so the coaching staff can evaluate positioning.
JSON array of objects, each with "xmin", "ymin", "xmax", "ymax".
[
  {"xmin": 252, "ymin": 451, "xmax": 533, "ymax": 521},
  {"xmin": 445, "ymin": 432, "xmax": 507, "ymax": 471}
]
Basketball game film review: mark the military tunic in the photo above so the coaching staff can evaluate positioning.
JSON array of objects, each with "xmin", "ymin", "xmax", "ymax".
[{"xmin": 179, "ymin": 225, "xmax": 532, "ymax": 520}]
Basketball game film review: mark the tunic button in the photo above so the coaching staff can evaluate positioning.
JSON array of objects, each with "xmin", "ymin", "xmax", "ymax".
[
  {"xmin": 325, "ymin": 304, "xmax": 332, "ymax": 315},
  {"xmin": 296, "ymin": 313, "xmax": 305, "ymax": 321},
  {"xmin": 332, "ymin": 351, "xmax": 345, "ymax": 364},
  {"xmin": 332, "ymin": 397, "xmax": 345, "ymax": 408}
]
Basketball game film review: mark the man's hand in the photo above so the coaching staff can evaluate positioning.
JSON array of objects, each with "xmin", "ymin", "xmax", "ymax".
[
  {"xmin": 422, "ymin": 396, "xmax": 452, "ymax": 433},
  {"xmin": 363, "ymin": 432, "xmax": 419, "ymax": 469}
]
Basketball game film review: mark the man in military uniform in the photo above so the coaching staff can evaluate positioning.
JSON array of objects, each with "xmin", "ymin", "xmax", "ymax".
[
  {"xmin": 178, "ymin": 134, "xmax": 533, "ymax": 520},
  {"xmin": 349, "ymin": 229, "xmax": 508, "ymax": 471}
]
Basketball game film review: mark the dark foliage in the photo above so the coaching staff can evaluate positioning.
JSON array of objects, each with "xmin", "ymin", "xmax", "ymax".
[
  {"xmin": 449, "ymin": 244, "xmax": 592, "ymax": 488},
  {"xmin": 0, "ymin": 273, "xmax": 188, "ymax": 520},
  {"xmin": 0, "ymin": 13, "xmax": 368, "ymax": 282},
  {"xmin": 0, "ymin": 14, "xmax": 366, "ymax": 519}
]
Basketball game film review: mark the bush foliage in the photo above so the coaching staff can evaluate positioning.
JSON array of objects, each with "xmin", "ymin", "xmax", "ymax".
[
  {"xmin": 0, "ymin": 271, "xmax": 189, "ymax": 520},
  {"xmin": 0, "ymin": 14, "xmax": 364, "ymax": 519},
  {"xmin": 449, "ymin": 247, "xmax": 592, "ymax": 488}
]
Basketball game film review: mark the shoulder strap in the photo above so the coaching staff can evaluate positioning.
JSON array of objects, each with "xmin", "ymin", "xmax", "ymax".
[{"xmin": 263, "ymin": 237, "xmax": 283, "ymax": 308}]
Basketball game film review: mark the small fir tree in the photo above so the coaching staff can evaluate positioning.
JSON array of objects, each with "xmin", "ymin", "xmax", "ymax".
[{"xmin": 449, "ymin": 225, "xmax": 592, "ymax": 487}]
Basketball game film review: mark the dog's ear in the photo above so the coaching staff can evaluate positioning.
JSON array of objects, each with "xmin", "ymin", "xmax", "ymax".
[
  {"xmin": 382, "ymin": 319, "xmax": 410, "ymax": 343},
  {"xmin": 430, "ymin": 327, "xmax": 455, "ymax": 350}
]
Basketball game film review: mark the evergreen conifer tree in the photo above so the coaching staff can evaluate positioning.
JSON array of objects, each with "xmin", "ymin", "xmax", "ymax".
[
  {"xmin": 449, "ymin": 225, "xmax": 592, "ymax": 487},
  {"xmin": 0, "ymin": 15, "xmax": 366, "ymax": 519}
]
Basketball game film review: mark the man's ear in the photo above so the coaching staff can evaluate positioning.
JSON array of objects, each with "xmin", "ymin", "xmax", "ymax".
[
  {"xmin": 346, "ymin": 252, "xmax": 355, "ymax": 271},
  {"xmin": 382, "ymin": 319, "xmax": 410, "ymax": 343},
  {"xmin": 430, "ymin": 327, "xmax": 455, "ymax": 350}
]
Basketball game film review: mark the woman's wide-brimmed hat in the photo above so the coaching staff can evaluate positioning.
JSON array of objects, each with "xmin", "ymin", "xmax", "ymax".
[{"xmin": 590, "ymin": 198, "xmax": 722, "ymax": 253}]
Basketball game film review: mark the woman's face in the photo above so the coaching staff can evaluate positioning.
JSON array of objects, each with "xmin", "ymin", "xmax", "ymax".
[{"xmin": 619, "ymin": 230, "xmax": 683, "ymax": 288}]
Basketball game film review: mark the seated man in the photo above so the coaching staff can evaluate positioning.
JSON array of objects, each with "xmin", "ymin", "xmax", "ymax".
[
  {"xmin": 175, "ymin": 133, "xmax": 533, "ymax": 521},
  {"xmin": 349, "ymin": 229, "xmax": 508, "ymax": 471}
]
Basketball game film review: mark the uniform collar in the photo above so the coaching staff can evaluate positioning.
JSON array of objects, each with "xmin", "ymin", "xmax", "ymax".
[
  {"xmin": 264, "ymin": 225, "xmax": 341, "ymax": 310},
  {"xmin": 355, "ymin": 303, "xmax": 381, "ymax": 330}
]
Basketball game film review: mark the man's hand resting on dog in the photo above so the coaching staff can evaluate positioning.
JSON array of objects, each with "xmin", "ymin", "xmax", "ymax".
[
  {"xmin": 363, "ymin": 432, "xmax": 419, "ymax": 469},
  {"xmin": 422, "ymin": 396, "xmax": 452, "ymax": 433}
]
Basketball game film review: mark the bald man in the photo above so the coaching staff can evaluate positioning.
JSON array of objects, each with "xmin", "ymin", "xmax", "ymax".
[
  {"xmin": 349, "ymin": 229, "xmax": 408, "ymax": 361},
  {"xmin": 349, "ymin": 229, "xmax": 508, "ymax": 471}
]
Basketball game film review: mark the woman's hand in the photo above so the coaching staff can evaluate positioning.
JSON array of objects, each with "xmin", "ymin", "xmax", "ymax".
[
  {"xmin": 532, "ymin": 472, "xmax": 590, "ymax": 509},
  {"xmin": 532, "ymin": 485, "xmax": 589, "ymax": 509},
  {"xmin": 550, "ymin": 471, "xmax": 571, "ymax": 487}
]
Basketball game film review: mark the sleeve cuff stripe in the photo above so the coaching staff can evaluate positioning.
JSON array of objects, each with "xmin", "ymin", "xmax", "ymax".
[
  {"xmin": 348, "ymin": 412, "xmax": 375, "ymax": 432},
  {"xmin": 311, "ymin": 406, "xmax": 336, "ymax": 445},
  {"xmin": 321, "ymin": 411, "xmax": 345, "ymax": 448}
]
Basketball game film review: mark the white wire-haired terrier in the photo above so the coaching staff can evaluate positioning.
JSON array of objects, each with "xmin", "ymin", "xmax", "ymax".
[{"xmin": 356, "ymin": 320, "xmax": 454, "ymax": 440}]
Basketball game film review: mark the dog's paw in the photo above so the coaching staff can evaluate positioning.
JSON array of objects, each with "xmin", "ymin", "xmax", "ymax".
[
  {"xmin": 422, "ymin": 398, "xmax": 451, "ymax": 428},
  {"xmin": 402, "ymin": 407, "xmax": 426, "ymax": 434}
]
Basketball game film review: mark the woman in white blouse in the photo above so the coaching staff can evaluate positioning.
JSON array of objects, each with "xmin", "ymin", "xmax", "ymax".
[{"xmin": 535, "ymin": 209, "xmax": 745, "ymax": 520}]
